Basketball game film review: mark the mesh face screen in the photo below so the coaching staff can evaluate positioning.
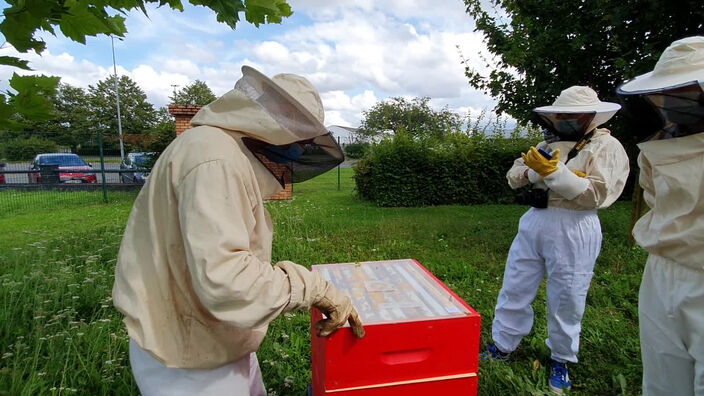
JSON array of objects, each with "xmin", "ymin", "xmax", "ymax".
[
  {"xmin": 242, "ymin": 133, "xmax": 344, "ymax": 187},
  {"xmin": 534, "ymin": 112, "xmax": 596, "ymax": 141},
  {"xmin": 618, "ymin": 81, "xmax": 704, "ymax": 141}
]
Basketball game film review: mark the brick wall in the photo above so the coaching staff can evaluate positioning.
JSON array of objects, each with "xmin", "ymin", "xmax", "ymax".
[{"xmin": 168, "ymin": 105, "xmax": 292, "ymax": 200}]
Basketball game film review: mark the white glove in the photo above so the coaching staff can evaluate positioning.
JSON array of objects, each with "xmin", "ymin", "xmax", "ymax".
[
  {"xmin": 527, "ymin": 169, "xmax": 543, "ymax": 184},
  {"xmin": 543, "ymin": 163, "xmax": 590, "ymax": 200}
]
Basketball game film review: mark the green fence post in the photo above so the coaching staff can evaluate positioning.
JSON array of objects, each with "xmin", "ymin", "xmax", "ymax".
[{"xmin": 98, "ymin": 132, "xmax": 108, "ymax": 203}]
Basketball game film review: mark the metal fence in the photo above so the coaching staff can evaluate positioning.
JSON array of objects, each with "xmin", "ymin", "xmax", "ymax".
[{"xmin": 0, "ymin": 155, "xmax": 147, "ymax": 217}]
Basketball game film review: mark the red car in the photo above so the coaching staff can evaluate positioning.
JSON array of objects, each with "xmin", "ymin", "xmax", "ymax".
[
  {"xmin": 0, "ymin": 163, "xmax": 5, "ymax": 184},
  {"xmin": 29, "ymin": 153, "xmax": 97, "ymax": 184}
]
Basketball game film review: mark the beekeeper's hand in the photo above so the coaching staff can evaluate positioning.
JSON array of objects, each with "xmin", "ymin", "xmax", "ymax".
[
  {"xmin": 312, "ymin": 279, "xmax": 366, "ymax": 338},
  {"xmin": 522, "ymin": 147, "xmax": 561, "ymax": 177}
]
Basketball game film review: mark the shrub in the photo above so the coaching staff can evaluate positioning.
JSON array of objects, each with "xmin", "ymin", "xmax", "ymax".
[
  {"xmin": 343, "ymin": 142, "xmax": 370, "ymax": 159},
  {"xmin": 354, "ymin": 132, "xmax": 540, "ymax": 207},
  {"xmin": 2, "ymin": 136, "xmax": 59, "ymax": 161}
]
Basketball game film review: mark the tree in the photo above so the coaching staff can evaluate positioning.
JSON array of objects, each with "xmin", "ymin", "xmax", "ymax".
[
  {"xmin": 20, "ymin": 83, "xmax": 93, "ymax": 150},
  {"xmin": 0, "ymin": 0, "xmax": 293, "ymax": 129},
  {"xmin": 145, "ymin": 107, "xmax": 176, "ymax": 153},
  {"xmin": 357, "ymin": 97, "xmax": 463, "ymax": 140},
  {"xmin": 462, "ymin": 0, "xmax": 704, "ymax": 124},
  {"xmin": 87, "ymin": 75, "xmax": 157, "ymax": 149},
  {"xmin": 170, "ymin": 80, "xmax": 217, "ymax": 105}
]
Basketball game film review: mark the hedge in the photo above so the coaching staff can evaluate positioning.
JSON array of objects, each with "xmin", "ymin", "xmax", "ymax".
[
  {"xmin": 343, "ymin": 142, "xmax": 371, "ymax": 159},
  {"xmin": 2, "ymin": 137, "xmax": 59, "ymax": 161},
  {"xmin": 353, "ymin": 132, "xmax": 540, "ymax": 207}
]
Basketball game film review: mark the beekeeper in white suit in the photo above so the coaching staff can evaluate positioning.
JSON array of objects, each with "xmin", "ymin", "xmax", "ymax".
[
  {"xmin": 112, "ymin": 66, "xmax": 365, "ymax": 396},
  {"xmin": 481, "ymin": 86, "xmax": 630, "ymax": 394},
  {"xmin": 617, "ymin": 36, "xmax": 704, "ymax": 395}
]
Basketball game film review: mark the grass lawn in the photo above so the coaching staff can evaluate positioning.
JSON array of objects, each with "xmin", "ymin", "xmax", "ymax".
[{"xmin": 0, "ymin": 168, "xmax": 646, "ymax": 395}]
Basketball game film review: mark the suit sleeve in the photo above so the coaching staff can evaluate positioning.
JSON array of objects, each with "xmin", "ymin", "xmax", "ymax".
[
  {"xmin": 567, "ymin": 138, "xmax": 630, "ymax": 209},
  {"xmin": 506, "ymin": 156, "xmax": 530, "ymax": 189},
  {"xmin": 637, "ymin": 152, "xmax": 656, "ymax": 209}
]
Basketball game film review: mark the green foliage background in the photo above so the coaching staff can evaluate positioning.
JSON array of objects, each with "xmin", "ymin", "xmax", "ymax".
[
  {"xmin": 354, "ymin": 132, "xmax": 541, "ymax": 207},
  {"xmin": 170, "ymin": 80, "xmax": 217, "ymax": 106},
  {"xmin": 2, "ymin": 136, "xmax": 59, "ymax": 161},
  {"xmin": 342, "ymin": 142, "xmax": 370, "ymax": 159}
]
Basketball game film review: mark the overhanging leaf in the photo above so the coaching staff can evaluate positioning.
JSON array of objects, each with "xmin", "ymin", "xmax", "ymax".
[
  {"xmin": 0, "ymin": 56, "xmax": 33, "ymax": 70},
  {"xmin": 8, "ymin": 73, "xmax": 60, "ymax": 121},
  {"xmin": 59, "ymin": 0, "xmax": 124, "ymax": 43}
]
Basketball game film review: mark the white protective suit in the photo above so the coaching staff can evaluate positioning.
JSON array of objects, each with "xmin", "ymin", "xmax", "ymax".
[
  {"xmin": 112, "ymin": 68, "xmax": 361, "ymax": 395},
  {"xmin": 492, "ymin": 128, "xmax": 630, "ymax": 363},
  {"xmin": 616, "ymin": 35, "xmax": 704, "ymax": 395},
  {"xmin": 633, "ymin": 133, "xmax": 704, "ymax": 395}
]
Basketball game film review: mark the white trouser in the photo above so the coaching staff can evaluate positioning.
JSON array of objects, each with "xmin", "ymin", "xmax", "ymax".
[
  {"xmin": 639, "ymin": 254, "xmax": 704, "ymax": 395},
  {"xmin": 492, "ymin": 207, "xmax": 602, "ymax": 363},
  {"xmin": 129, "ymin": 338, "xmax": 267, "ymax": 396}
]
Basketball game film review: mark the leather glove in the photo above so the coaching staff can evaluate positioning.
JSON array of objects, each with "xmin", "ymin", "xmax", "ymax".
[
  {"xmin": 572, "ymin": 170, "xmax": 586, "ymax": 178},
  {"xmin": 312, "ymin": 278, "xmax": 366, "ymax": 338},
  {"xmin": 522, "ymin": 147, "xmax": 561, "ymax": 177}
]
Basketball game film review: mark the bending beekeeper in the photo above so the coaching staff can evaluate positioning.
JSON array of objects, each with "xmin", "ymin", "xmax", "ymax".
[
  {"xmin": 112, "ymin": 66, "xmax": 365, "ymax": 396},
  {"xmin": 616, "ymin": 36, "xmax": 704, "ymax": 395},
  {"xmin": 481, "ymin": 86, "xmax": 630, "ymax": 394}
]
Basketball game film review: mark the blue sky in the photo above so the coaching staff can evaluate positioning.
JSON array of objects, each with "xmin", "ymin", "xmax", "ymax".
[{"xmin": 1, "ymin": 0, "xmax": 502, "ymax": 138}]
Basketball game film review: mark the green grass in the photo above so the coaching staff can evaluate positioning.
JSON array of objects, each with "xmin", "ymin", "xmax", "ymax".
[
  {"xmin": 0, "ymin": 168, "xmax": 646, "ymax": 395},
  {"xmin": 0, "ymin": 191, "xmax": 138, "ymax": 220}
]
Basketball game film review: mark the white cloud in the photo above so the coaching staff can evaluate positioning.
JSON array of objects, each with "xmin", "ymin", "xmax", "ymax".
[
  {"xmin": 321, "ymin": 90, "xmax": 378, "ymax": 126},
  {"xmin": 129, "ymin": 65, "xmax": 191, "ymax": 107},
  {"xmin": 0, "ymin": 46, "xmax": 112, "ymax": 90},
  {"xmin": 2, "ymin": 0, "xmax": 500, "ymax": 126},
  {"xmin": 159, "ymin": 59, "xmax": 201, "ymax": 78}
]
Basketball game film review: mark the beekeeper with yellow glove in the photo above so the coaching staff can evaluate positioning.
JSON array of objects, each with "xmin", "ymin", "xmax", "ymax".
[
  {"xmin": 617, "ymin": 36, "xmax": 704, "ymax": 395},
  {"xmin": 112, "ymin": 66, "xmax": 365, "ymax": 396},
  {"xmin": 481, "ymin": 86, "xmax": 630, "ymax": 394}
]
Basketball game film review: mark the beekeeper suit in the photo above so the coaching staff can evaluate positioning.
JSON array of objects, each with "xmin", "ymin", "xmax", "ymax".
[
  {"xmin": 483, "ymin": 86, "xmax": 630, "ymax": 394},
  {"xmin": 112, "ymin": 66, "xmax": 365, "ymax": 396},
  {"xmin": 617, "ymin": 36, "xmax": 704, "ymax": 395}
]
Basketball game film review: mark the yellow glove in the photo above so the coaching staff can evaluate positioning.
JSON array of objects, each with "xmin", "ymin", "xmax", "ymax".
[
  {"xmin": 572, "ymin": 170, "xmax": 586, "ymax": 178},
  {"xmin": 522, "ymin": 147, "xmax": 561, "ymax": 177},
  {"xmin": 312, "ymin": 281, "xmax": 366, "ymax": 338}
]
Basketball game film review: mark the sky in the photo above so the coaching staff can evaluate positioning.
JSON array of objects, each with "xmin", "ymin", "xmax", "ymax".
[{"xmin": 0, "ymin": 0, "xmax": 503, "ymax": 141}]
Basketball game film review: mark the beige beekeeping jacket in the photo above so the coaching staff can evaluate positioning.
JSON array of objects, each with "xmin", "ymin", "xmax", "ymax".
[
  {"xmin": 632, "ymin": 132, "xmax": 704, "ymax": 271},
  {"xmin": 506, "ymin": 128, "xmax": 630, "ymax": 210},
  {"xmin": 112, "ymin": 125, "xmax": 319, "ymax": 369}
]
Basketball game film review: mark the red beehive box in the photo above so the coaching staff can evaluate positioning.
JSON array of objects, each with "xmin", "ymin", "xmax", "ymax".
[{"xmin": 311, "ymin": 259, "xmax": 481, "ymax": 395}]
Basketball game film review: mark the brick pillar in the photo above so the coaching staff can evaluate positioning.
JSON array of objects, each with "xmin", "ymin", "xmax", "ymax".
[
  {"xmin": 168, "ymin": 105, "xmax": 292, "ymax": 200},
  {"xmin": 168, "ymin": 105, "xmax": 201, "ymax": 135}
]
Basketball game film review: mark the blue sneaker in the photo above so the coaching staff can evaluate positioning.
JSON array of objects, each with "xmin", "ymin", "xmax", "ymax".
[
  {"xmin": 549, "ymin": 359, "xmax": 571, "ymax": 394},
  {"xmin": 479, "ymin": 344, "xmax": 512, "ymax": 361}
]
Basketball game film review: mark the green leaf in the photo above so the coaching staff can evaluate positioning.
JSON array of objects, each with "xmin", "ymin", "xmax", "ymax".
[
  {"xmin": 0, "ymin": 56, "xmax": 33, "ymax": 70},
  {"xmin": 188, "ymin": 0, "xmax": 246, "ymax": 29},
  {"xmin": 8, "ymin": 73, "xmax": 60, "ymax": 121},
  {"xmin": 0, "ymin": 94, "xmax": 24, "ymax": 131},
  {"xmin": 0, "ymin": 11, "xmax": 47, "ymax": 53},
  {"xmin": 149, "ymin": 0, "xmax": 184, "ymax": 11},
  {"xmin": 244, "ymin": 0, "xmax": 292, "ymax": 25},
  {"xmin": 59, "ymin": 0, "xmax": 124, "ymax": 43}
]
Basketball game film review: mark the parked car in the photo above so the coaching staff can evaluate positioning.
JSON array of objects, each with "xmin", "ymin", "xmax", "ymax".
[
  {"xmin": 28, "ymin": 153, "xmax": 97, "ymax": 184},
  {"xmin": 0, "ymin": 163, "xmax": 6, "ymax": 184},
  {"xmin": 120, "ymin": 152, "xmax": 156, "ymax": 184}
]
